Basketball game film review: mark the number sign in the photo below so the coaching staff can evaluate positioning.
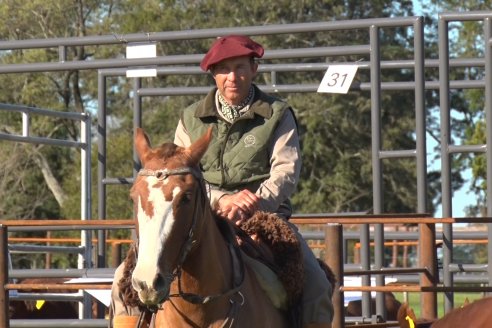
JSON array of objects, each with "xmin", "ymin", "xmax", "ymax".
[{"xmin": 317, "ymin": 65, "xmax": 359, "ymax": 94}]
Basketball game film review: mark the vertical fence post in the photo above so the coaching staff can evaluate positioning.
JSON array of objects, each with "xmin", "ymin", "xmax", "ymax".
[
  {"xmin": 325, "ymin": 223, "xmax": 344, "ymax": 328},
  {"xmin": 111, "ymin": 242, "xmax": 122, "ymax": 268},
  {"xmin": 419, "ymin": 222, "xmax": 437, "ymax": 319},
  {"xmin": 0, "ymin": 225, "xmax": 9, "ymax": 328}
]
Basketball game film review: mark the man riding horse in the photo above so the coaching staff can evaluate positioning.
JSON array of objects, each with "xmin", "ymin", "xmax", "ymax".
[{"xmin": 110, "ymin": 35, "xmax": 334, "ymax": 328}]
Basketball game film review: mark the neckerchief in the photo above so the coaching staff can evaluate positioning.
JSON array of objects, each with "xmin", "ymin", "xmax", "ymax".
[{"xmin": 217, "ymin": 86, "xmax": 254, "ymax": 122}]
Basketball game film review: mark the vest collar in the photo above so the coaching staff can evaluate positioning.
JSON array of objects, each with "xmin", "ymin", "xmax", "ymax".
[{"xmin": 194, "ymin": 85, "xmax": 273, "ymax": 120}]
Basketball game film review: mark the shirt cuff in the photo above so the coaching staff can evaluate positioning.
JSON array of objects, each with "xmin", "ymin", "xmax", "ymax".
[{"xmin": 209, "ymin": 189, "xmax": 228, "ymax": 209}]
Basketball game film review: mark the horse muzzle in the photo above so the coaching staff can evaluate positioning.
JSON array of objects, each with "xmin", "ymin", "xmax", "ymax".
[{"xmin": 131, "ymin": 273, "xmax": 172, "ymax": 306}]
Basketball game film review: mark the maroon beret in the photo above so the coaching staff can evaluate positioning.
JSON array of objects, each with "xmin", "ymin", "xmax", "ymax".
[{"xmin": 200, "ymin": 35, "xmax": 264, "ymax": 71}]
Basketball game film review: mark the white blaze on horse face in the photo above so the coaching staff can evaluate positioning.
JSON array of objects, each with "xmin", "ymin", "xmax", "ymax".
[{"xmin": 132, "ymin": 177, "xmax": 181, "ymax": 290}]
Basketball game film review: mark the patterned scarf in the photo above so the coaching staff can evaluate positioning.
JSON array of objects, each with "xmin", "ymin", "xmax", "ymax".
[{"xmin": 218, "ymin": 86, "xmax": 254, "ymax": 122}]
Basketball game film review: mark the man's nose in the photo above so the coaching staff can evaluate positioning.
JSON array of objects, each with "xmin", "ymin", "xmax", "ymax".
[{"xmin": 227, "ymin": 70, "xmax": 237, "ymax": 80}]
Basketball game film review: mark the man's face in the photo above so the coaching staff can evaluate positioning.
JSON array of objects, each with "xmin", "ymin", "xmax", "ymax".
[{"xmin": 211, "ymin": 56, "xmax": 258, "ymax": 106}]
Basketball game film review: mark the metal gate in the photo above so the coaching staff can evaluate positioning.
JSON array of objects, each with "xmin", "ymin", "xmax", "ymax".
[{"xmin": 0, "ymin": 10, "xmax": 491, "ymax": 325}]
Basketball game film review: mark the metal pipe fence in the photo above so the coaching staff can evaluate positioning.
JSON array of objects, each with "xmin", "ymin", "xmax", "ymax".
[
  {"xmin": 438, "ymin": 11, "xmax": 492, "ymax": 313},
  {"xmin": 0, "ymin": 103, "xmax": 93, "ymax": 318},
  {"xmin": 1, "ymin": 216, "xmax": 491, "ymax": 327},
  {"xmin": 0, "ymin": 10, "xmax": 490, "ymax": 326},
  {"xmin": 0, "ymin": 221, "xmax": 126, "ymax": 328}
]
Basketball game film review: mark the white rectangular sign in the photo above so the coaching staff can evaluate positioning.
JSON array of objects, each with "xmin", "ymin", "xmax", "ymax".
[
  {"xmin": 126, "ymin": 43, "xmax": 156, "ymax": 59},
  {"xmin": 126, "ymin": 68, "xmax": 157, "ymax": 78},
  {"xmin": 126, "ymin": 42, "xmax": 157, "ymax": 78},
  {"xmin": 317, "ymin": 65, "xmax": 358, "ymax": 94}
]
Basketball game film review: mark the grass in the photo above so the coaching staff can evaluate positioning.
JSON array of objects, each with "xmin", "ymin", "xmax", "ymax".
[{"xmin": 393, "ymin": 292, "xmax": 484, "ymax": 318}]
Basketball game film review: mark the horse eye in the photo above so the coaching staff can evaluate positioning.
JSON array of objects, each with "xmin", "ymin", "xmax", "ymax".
[{"xmin": 180, "ymin": 192, "xmax": 192, "ymax": 204}]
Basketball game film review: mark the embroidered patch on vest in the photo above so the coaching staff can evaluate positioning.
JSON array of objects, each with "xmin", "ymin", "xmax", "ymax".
[{"xmin": 244, "ymin": 134, "xmax": 256, "ymax": 147}]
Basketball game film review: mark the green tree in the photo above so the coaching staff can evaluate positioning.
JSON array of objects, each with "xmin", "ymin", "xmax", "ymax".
[{"xmin": 0, "ymin": 0, "xmax": 117, "ymax": 268}]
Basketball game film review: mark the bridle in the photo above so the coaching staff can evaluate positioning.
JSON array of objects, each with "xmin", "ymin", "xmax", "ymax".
[
  {"xmin": 135, "ymin": 166, "xmax": 245, "ymax": 327},
  {"xmin": 138, "ymin": 167, "xmax": 196, "ymax": 180}
]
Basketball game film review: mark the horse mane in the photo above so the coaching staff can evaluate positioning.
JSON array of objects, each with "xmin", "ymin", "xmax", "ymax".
[{"xmin": 118, "ymin": 243, "xmax": 145, "ymax": 311}]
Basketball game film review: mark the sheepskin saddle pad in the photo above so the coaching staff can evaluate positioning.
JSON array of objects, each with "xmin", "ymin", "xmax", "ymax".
[{"xmin": 233, "ymin": 211, "xmax": 304, "ymax": 311}]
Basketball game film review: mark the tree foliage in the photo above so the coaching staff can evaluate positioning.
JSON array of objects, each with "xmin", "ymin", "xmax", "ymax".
[{"xmin": 2, "ymin": 0, "xmax": 485, "ymax": 268}]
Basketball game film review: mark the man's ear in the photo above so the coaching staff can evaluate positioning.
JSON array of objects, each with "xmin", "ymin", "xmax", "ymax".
[
  {"xmin": 210, "ymin": 68, "xmax": 217, "ymax": 81},
  {"xmin": 252, "ymin": 62, "xmax": 259, "ymax": 77}
]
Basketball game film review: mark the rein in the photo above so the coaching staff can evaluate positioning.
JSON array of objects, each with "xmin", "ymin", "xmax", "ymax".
[{"xmin": 135, "ymin": 166, "xmax": 245, "ymax": 326}]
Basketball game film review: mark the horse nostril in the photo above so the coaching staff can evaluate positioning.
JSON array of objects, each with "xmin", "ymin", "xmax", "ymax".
[
  {"xmin": 153, "ymin": 273, "xmax": 166, "ymax": 290},
  {"xmin": 131, "ymin": 277, "xmax": 146, "ymax": 292}
]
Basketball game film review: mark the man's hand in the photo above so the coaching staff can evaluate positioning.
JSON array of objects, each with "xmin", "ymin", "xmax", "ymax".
[{"xmin": 215, "ymin": 189, "xmax": 260, "ymax": 224}]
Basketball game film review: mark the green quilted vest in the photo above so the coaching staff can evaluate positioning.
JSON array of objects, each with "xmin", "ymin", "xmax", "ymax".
[{"xmin": 181, "ymin": 86, "xmax": 291, "ymax": 192}]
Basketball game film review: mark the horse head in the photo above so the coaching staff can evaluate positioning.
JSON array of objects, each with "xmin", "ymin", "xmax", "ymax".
[{"xmin": 130, "ymin": 127, "xmax": 212, "ymax": 308}]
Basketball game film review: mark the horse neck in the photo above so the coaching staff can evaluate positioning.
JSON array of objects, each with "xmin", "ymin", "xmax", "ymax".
[
  {"xmin": 178, "ymin": 209, "xmax": 234, "ymax": 295},
  {"xmin": 158, "ymin": 212, "xmax": 236, "ymax": 327}
]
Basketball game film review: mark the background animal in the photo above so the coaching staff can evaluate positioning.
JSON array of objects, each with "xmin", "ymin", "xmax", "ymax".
[
  {"xmin": 9, "ymin": 277, "xmax": 78, "ymax": 319},
  {"xmin": 345, "ymin": 292, "xmax": 402, "ymax": 321},
  {"xmin": 397, "ymin": 303, "xmax": 434, "ymax": 328},
  {"xmin": 9, "ymin": 277, "xmax": 106, "ymax": 320}
]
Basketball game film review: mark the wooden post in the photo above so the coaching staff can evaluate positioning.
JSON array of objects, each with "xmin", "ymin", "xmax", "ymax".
[
  {"xmin": 111, "ymin": 242, "xmax": 122, "ymax": 268},
  {"xmin": 419, "ymin": 222, "xmax": 437, "ymax": 319},
  {"xmin": 0, "ymin": 225, "xmax": 10, "ymax": 328},
  {"xmin": 325, "ymin": 223, "xmax": 344, "ymax": 328},
  {"xmin": 392, "ymin": 225, "xmax": 399, "ymax": 267},
  {"xmin": 353, "ymin": 243, "xmax": 360, "ymax": 264},
  {"xmin": 45, "ymin": 230, "xmax": 52, "ymax": 269}
]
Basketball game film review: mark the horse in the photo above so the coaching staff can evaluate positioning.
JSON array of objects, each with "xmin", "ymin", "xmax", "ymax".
[
  {"xmin": 122, "ymin": 127, "xmax": 303, "ymax": 327},
  {"xmin": 430, "ymin": 296, "xmax": 492, "ymax": 328},
  {"xmin": 397, "ymin": 297, "xmax": 492, "ymax": 328}
]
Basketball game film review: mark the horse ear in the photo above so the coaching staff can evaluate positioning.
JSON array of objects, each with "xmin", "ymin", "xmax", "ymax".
[
  {"xmin": 185, "ymin": 127, "xmax": 213, "ymax": 166},
  {"xmin": 135, "ymin": 128, "xmax": 152, "ymax": 165}
]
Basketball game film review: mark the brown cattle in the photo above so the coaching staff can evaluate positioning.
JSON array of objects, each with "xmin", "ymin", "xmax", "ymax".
[
  {"xmin": 345, "ymin": 292, "xmax": 402, "ymax": 321},
  {"xmin": 397, "ymin": 303, "xmax": 434, "ymax": 328},
  {"xmin": 9, "ymin": 277, "xmax": 78, "ymax": 319}
]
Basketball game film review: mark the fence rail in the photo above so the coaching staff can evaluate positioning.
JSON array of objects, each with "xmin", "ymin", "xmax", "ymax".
[{"xmin": 2, "ymin": 216, "xmax": 490, "ymax": 327}]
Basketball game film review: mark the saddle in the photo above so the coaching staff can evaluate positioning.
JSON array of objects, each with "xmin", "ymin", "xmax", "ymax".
[{"xmin": 215, "ymin": 211, "xmax": 304, "ymax": 326}]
